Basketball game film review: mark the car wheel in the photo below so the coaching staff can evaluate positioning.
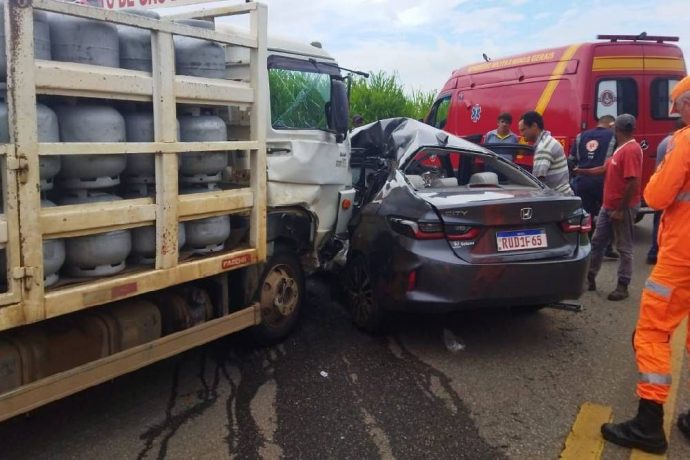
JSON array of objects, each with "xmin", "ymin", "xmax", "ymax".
[
  {"xmin": 252, "ymin": 251, "xmax": 304, "ymax": 345},
  {"xmin": 345, "ymin": 254, "xmax": 385, "ymax": 333}
]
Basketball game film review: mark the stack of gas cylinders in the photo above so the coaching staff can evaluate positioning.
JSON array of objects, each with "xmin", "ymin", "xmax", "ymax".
[{"xmin": 0, "ymin": 8, "xmax": 232, "ymax": 288}]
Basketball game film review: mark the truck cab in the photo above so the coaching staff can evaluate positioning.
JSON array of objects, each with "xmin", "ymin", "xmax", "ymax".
[{"xmin": 221, "ymin": 28, "xmax": 354, "ymax": 270}]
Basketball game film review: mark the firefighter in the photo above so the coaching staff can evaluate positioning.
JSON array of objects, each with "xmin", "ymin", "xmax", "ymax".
[{"xmin": 600, "ymin": 75, "xmax": 690, "ymax": 454}]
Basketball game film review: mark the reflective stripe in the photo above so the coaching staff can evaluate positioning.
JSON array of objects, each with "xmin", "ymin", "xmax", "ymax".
[
  {"xmin": 645, "ymin": 279, "xmax": 672, "ymax": 300},
  {"xmin": 639, "ymin": 372, "xmax": 672, "ymax": 385},
  {"xmin": 676, "ymin": 191, "xmax": 690, "ymax": 202}
]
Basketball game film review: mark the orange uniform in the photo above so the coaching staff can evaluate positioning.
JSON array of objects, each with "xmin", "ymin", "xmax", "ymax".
[{"xmin": 635, "ymin": 126, "xmax": 690, "ymax": 403}]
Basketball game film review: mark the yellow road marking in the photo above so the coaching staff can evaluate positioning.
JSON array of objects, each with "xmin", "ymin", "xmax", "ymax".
[
  {"xmin": 534, "ymin": 44, "xmax": 581, "ymax": 115},
  {"xmin": 560, "ymin": 402, "xmax": 613, "ymax": 459},
  {"xmin": 630, "ymin": 317, "xmax": 688, "ymax": 460}
]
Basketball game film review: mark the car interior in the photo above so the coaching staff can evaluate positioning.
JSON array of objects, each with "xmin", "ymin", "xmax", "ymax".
[{"xmin": 402, "ymin": 149, "xmax": 539, "ymax": 190}]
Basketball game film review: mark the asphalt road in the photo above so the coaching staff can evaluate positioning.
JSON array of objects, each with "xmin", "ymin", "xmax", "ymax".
[{"xmin": 1, "ymin": 217, "xmax": 690, "ymax": 459}]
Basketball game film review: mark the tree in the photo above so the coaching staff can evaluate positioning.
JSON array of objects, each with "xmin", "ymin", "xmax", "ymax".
[{"xmin": 349, "ymin": 71, "xmax": 436, "ymax": 127}]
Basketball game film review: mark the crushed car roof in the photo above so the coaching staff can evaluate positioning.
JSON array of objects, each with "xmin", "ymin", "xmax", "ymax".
[{"xmin": 350, "ymin": 118, "xmax": 490, "ymax": 162}]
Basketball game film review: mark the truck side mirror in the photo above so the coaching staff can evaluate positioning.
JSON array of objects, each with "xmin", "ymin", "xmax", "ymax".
[{"xmin": 330, "ymin": 79, "xmax": 350, "ymax": 142}]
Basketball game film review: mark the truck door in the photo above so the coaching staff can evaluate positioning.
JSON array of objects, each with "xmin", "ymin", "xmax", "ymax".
[{"xmin": 264, "ymin": 55, "xmax": 351, "ymax": 246}]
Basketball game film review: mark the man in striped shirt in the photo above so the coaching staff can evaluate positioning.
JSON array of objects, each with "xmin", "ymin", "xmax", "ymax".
[{"xmin": 518, "ymin": 111, "xmax": 573, "ymax": 195}]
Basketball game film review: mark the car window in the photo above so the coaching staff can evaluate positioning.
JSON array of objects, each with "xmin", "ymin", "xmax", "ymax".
[
  {"xmin": 651, "ymin": 77, "xmax": 680, "ymax": 120},
  {"xmin": 595, "ymin": 78, "xmax": 638, "ymax": 119},
  {"xmin": 268, "ymin": 61, "xmax": 332, "ymax": 130},
  {"xmin": 427, "ymin": 96, "xmax": 451, "ymax": 129},
  {"xmin": 402, "ymin": 149, "xmax": 540, "ymax": 188}
]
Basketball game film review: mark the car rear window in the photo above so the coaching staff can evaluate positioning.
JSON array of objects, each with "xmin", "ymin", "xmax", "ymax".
[{"xmin": 402, "ymin": 149, "xmax": 540, "ymax": 189}]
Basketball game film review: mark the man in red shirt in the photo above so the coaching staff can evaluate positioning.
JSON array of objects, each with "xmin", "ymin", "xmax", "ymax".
[{"xmin": 574, "ymin": 114, "xmax": 642, "ymax": 301}]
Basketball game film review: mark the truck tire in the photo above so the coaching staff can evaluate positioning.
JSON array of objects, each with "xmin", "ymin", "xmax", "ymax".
[
  {"xmin": 344, "ymin": 254, "xmax": 385, "ymax": 334},
  {"xmin": 252, "ymin": 250, "xmax": 304, "ymax": 345}
]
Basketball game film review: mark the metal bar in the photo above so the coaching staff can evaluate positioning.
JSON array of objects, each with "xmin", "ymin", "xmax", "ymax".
[
  {"xmin": 152, "ymin": 30, "xmax": 180, "ymax": 270},
  {"xmin": 159, "ymin": 1, "xmax": 257, "ymax": 20},
  {"xmin": 37, "ymin": 141, "xmax": 259, "ymax": 155},
  {"xmin": 248, "ymin": 4, "xmax": 268, "ymax": 263},
  {"xmin": 40, "ymin": 199, "xmax": 156, "ymax": 238},
  {"xmin": 35, "ymin": 61, "xmax": 255, "ymax": 105},
  {"xmin": 0, "ymin": 305, "xmax": 260, "ymax": 422},
  {"xmin": 43, "ymin": 248, "xmax": 258, "ymax": 318},
  {"xmin": 7, "ymin": 0, "xmax": 45, "ymax": 319},
  {"xmin": 178, "ymin": 188, "xmax": 253, "ymax": 220}
]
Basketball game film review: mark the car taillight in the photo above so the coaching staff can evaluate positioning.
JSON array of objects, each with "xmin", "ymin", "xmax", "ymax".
[
  {"xmin": 388, "ymin": 217, "xmax": 479, "ymax": 241},
  {"xmin": 388, "ymin": 217, "xmax": 445, "ymax": 239},
  {"xmin": 445, "ymin": 225, "xmax": 480, "ymax": 240},
  {"xmin": 560, "ymin": 213, "xmax": 591, "ymax": 234}
]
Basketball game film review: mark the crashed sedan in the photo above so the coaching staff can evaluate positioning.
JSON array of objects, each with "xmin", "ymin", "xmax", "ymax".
[{"xmin": 344, "ymin": 118, "xmax": 590, "ymax": 332}]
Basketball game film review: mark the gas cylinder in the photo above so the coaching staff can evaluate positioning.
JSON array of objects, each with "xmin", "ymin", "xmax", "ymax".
[
  {"xmin": 0, "ymin": 2, "xmax": 51, "ymax": 79},
  {"xmin": 0, "ymin": 200, "xmax": 65, "ymax": 287},
  {"xmin": 59, "ymin": 191, "xmax": 131, "ymax": 277},
  {"xmin": 118, "ymin": 9, "xmax": 159, "ymax": 72},
  {"xmin": 48, "ymin": 13, "xmax": 119, "ymax": 68},
  {"xmin": 181, "ymin": 185, "xmax": 230, "ymax": 254},
  {"xmin": 41, "ymin": 200, "xmax": 66, "ymax": 287},
  {"xmin": 55, "ymin": 104, "xmax": 127, "ymax": 189},
  {"xmin": 124, "ymin": 111, "xmax": 180, "ymax": 184},
  {"xmin": 179, "ymin": 110, "xmax": 228, "ymax": 184},
  {"xmin": 173, "ymin": 19, "xmax": 225, "ymax": 79},
  {"xmin": 0, "ymin": 102, "xmax": 61, "ymax": 190},
  {"xmin": 37, "ymin": 104, "xmax": 61, "ymax": 191},
  {"xmin": 131, "ymin": 224, "xmax": 186, "ymax": 265}
]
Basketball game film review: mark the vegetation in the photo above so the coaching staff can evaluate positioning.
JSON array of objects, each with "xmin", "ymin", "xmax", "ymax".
[
  {"xmin": 268, "ymin": 68, "xmax": 436, "ymax": 129},
  {"xmin": 349, "ymin": 71, "xmax": 436, "ymax": 126}
]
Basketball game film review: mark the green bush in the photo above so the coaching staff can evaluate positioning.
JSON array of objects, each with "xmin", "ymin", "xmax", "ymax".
[{"xmin": 349, "ymin": 71, "xmax": 436, "ymax": 126}]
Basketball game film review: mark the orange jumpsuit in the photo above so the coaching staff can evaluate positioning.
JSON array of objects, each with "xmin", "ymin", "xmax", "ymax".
[{"xmin": 635, "ymin": 126, "xmax": 690, "ymax": 403}]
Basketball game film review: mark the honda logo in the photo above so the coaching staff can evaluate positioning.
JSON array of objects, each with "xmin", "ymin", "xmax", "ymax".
[{"xmin": 520, "ymin": 208, "xmax": 533, "ymax": 220}]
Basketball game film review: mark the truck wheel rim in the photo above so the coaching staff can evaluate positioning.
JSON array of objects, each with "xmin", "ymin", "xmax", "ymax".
[{"xmin": 261, "ymin": 264, "xmax": 299, "ymax": 322}]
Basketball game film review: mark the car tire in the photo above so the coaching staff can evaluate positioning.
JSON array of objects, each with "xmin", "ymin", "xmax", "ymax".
[
  {"xmin": 252, "ymin": 250, "xmax": 304, "ymax": 345},
  {"xmin": 345, "ymin": 254, "xmax": 385, "ymax": 333}
]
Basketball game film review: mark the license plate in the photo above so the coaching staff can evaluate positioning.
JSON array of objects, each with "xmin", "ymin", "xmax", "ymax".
[{"xmin": 496, "ymin": 229, "xmax": 547, "ymax": 252}]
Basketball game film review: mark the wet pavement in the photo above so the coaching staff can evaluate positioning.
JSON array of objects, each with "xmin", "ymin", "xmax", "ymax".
[{"xmin": 1, "ymin": 217, "xmax": 689, "ymax": 459}]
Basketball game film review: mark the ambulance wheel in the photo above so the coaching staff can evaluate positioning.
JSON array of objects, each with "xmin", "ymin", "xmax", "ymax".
[{"xmin": 252, "ymin": 250, "xmax": 304, "ymax": 345}]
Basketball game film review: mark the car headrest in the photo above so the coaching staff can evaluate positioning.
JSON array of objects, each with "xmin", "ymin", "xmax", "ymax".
[
  {"xmin": 469, "ymin": 172, "xmax": 499, "ymax": 186},
  {"xmin": 405, "ymin": 174, "xmax": 425, "ymax": 189},
  {"xmin": 431, "ymin": 177, "xmax": 458, "ymax": 187}
]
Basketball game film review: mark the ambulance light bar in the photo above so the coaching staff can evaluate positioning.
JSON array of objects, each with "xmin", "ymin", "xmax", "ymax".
[{"xmin": 597, "ymin": 34, "xmax": 679, "ymax": 44}]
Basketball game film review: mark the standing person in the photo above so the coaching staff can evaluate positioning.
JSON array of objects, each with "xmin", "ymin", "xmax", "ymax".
[
  {"xmin": 483, "ymin": 112, "xmax": 518, "ymax": 161},
  {"xmin": 574, "ymin": 114, "xmax": 642, "ymax": 301},
  {"xmin": 647, "ymin": 118, "xmax": 686, "ymax": 264},
  {"xmin": 518, "ymin": 111, "xmax": 573, "ymax": 195},
  {"xmin": 599, "ymin": 76, "xmax": 690, "ymax": 455},
  {"xmin": 570, "ymin": 115, "xmax": 619, "ymax": 259}
]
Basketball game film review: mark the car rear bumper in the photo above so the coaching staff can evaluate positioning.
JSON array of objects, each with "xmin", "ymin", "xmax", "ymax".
[{"xmin": 375, "ymin": 241, "xmax": 590, "ymax": 313}]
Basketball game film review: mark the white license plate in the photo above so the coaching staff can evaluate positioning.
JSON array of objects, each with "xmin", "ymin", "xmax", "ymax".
[{"xmin": 496, "ymin": 229, "xmax": 547, "ymax": 252}]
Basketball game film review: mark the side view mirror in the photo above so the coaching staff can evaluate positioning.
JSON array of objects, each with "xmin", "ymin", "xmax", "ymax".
[{"xmin": 330, "ymin": 79, "xmax": 350, "ymax": 142}]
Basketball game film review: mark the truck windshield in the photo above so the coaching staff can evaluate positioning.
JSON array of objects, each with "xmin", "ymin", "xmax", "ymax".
[{"xmin": 268, "ymin": 56, "xmax": 336, "ymax": 131}]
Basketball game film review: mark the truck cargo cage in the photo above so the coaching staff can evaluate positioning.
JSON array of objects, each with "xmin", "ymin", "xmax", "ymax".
[{"xmin": 0, "ymin": 0, "xmax": 268, "ymax": 330}]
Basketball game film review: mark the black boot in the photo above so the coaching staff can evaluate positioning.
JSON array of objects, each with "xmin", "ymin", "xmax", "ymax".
[
  {"xmin": 601, "ymin": 399, "xmax": 668, "ymax": 454},
  {"xmin": 678, "ymin": 409, "xmax": 690, "ymax": 441}
]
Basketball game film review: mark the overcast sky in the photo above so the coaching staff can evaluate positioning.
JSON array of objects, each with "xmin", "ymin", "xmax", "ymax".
[{"xmin": 242, "ymin": 0, "xmax": 690, "ymax": 95}]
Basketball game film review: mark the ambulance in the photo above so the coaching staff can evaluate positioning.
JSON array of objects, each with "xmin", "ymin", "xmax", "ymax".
[{"xmin": 427, "ymin": 34, "xmax": 687, "ymax": 216}]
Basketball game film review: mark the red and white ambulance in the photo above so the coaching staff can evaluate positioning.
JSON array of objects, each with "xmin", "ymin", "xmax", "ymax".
[{"xmin": 427, "ymin": 34, "xmax": 686, "ymax": 215}]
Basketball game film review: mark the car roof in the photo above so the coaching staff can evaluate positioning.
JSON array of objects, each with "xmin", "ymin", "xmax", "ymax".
[{"xmin": 350, "ymin": 118, "xmax": 491, "ymax": 162}]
